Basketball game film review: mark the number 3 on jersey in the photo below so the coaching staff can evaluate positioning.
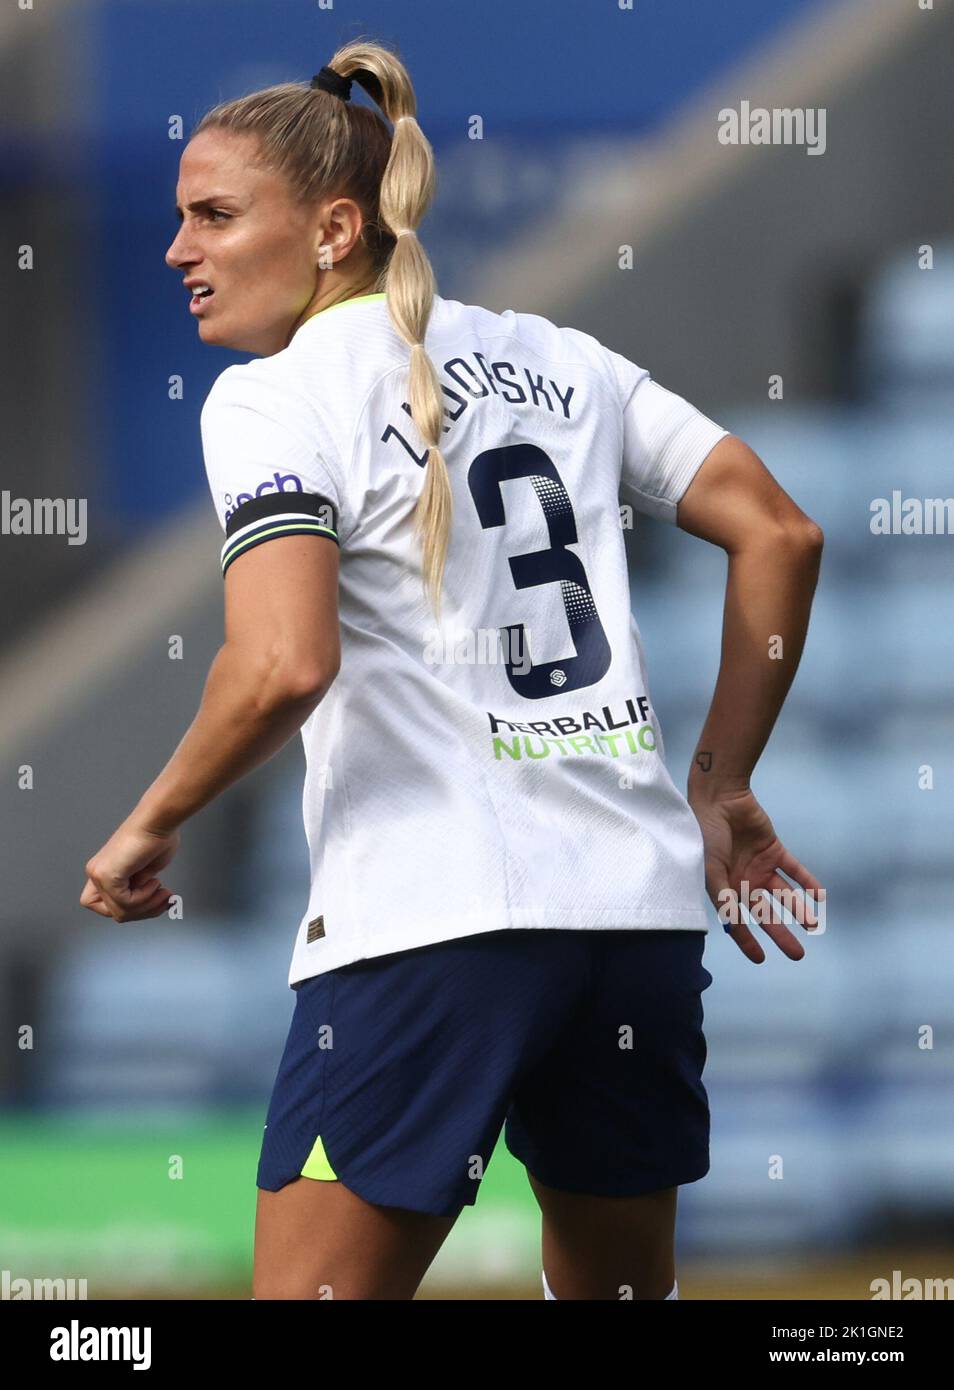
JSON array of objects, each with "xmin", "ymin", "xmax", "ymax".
[{"xmin": 467, "ymin": 443, "xmax": 611, "ymax": 700}]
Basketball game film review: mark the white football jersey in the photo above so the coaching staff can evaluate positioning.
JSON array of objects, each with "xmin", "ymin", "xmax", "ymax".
[{"xmin": 199, "ymin": 292, "xmax": 730, "ymax": 985}]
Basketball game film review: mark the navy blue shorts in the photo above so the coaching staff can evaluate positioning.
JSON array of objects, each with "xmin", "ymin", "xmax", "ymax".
[{"xmin": 257, "ymin": 928, "xmax": 713, "ymax": 1218}]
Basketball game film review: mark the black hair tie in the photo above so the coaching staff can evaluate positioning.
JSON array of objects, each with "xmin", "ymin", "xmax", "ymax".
[{"xmin": 310, "ymin": 66, "xmax": 352, "ymax": 101}]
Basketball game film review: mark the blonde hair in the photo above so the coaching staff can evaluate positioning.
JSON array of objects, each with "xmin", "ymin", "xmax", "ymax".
[{"xmin": 192, "ymin": 39, "xmax": 451, "ymax": 619}]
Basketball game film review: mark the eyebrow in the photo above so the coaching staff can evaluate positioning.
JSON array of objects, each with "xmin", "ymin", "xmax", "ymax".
[{"xmin": 174, "ymin": 197, "xmax": 238, "ymax": 219}]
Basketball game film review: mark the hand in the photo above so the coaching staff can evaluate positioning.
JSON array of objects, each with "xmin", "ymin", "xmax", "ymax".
[
  {"xmin": 687, "ymin": 785, "xmax": 825, "ymax": 964},
  {"xmin": 81, "ymin": 819, "xmax": 180, "ymax": 923}
]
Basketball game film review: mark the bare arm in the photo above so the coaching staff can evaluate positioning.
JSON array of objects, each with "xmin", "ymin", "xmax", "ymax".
[
  {"xmin": 132, "ymin": 534, "xmax": 341, "ymax": 834},
  {"xmin": 676, "ymin": 434, "xmax": 824, "ymax": 797},
  {"xmin": 81, "ymin": 533, "xmax": 340, "ymax": 922},
  {"xmin": 674, "ymin": 434, "xmax": 826, "ymax": 964}
]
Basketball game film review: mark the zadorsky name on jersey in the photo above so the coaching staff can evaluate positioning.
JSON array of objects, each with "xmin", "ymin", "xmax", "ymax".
[{"xmin": 488, "ymin": 695, "xmax": 658, "ymax": 760}]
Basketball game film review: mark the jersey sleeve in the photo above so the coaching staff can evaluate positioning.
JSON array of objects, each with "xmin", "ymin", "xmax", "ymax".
[
  {"xmin": 603, "ymin": 346, "xmax": 731, "ymax": 524},
  {"xmin": 199, "ymin": 363, "xmax": 344, "ymax": 578}
]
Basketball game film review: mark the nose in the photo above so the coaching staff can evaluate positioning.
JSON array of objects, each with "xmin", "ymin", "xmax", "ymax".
[{"xmin": 165, "ymin": 225, "xmax": 196, "ymax": 269}]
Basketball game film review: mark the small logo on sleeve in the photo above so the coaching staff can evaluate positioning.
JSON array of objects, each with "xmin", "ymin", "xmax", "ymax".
[
  {"xmin": 307, "ymin": 915, "xmax": 325, "ymax": 943},
  {"xmin": 224, "ymin": 470, "xmax": 303, "ymax": 524}
]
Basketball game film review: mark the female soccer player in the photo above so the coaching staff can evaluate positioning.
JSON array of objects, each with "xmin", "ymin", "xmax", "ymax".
[{"xmin": 80, "ymin": 39, "xmax": 825, "ymax": 1300}]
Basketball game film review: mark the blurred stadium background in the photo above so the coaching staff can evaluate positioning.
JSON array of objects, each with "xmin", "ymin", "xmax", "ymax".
[{"xmin": 2, "ymin": 0, "xmax": 953, "ymax": 1299}]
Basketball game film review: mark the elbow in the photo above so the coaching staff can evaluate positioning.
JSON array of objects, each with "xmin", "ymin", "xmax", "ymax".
[
  {"xmin": 770, "ymin": 519, "xmax": 824, "ymax": 589},
  {"xmin": 764, "ymin": 515, "xmax": 824, "ymax": 560},
  {"xmin": 798, "ymin": 518, "xmax": 825, "ymax": 554},
  {"xmin": 793, "ymin": 519, "xmax": 824, "ymax": 575},
  {"xmin": 256, "ymin": 657, "xmax": 339, "ymax": 712},
  {"xmin": 277, "ymin": 661, "xmax": 339, "ymax": 706}
]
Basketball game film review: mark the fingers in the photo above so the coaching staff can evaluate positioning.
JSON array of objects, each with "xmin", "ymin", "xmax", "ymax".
[
  {"xmin": 81, "ymin": 895, "xmax": 115, "ymax": 918},
  {"xmin": 80, "ymin": 875, "xmax": 173, "ymax": 923},
  {"xmin": 764, "ymin": 872, "xmax": 823, "ymax": 930},
  {"xmin": 709, "ymin": 864, "xmax": 807, "ymax": 963},
  {"xmin": 718, "ymin": 879, "xmax": 808, "ymax": 961},
  {"xmin": 705, "ymin": 827, "xmax": 823, "ymax": 963},
  {"xmin": 775, "ymin": 846, "xmax": 826, "ymax": 899},
  {"xmin": 81, "ymin": 826, "xmax": 181, "ymax": 923},
  {"xmin": 79, "ymin": 877, "xmax": 101, "ymax": 909},
  {"xmin": 98, "ymin": 879, "xmax": 162, "ymax": 920},
  {"xmin": 723, "ymin": 900, "xmax": 804, "ymax": 963},
  {"xmin": 129, "ymin": 866, "xmax": 163, "ymax": 890},
  {"xmin": 134, "ymin": 886, "xmax": 175, "ymax": 919},
  {"xmin": 751, "ymin": 898, "xmax": 806, "ymax": 961},
  {"xmin": 721, "ymin": 918, "xmax": 767, "ymax": 965},
  {"xmin": 706, "ymin": 860, "xmax": 767, "ymax": 965},
  {"xmin": 725, "ymin": 877, "xmax": 812, "ymax": 961},
  {"xmin": 97, "ymin": 892, "xmax": 172, "ymax": 922}
]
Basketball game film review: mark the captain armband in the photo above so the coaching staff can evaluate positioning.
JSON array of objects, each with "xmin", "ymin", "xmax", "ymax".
[{"xmin": 220, "ymin": 490, "xmax": 339, "ymax": 577}]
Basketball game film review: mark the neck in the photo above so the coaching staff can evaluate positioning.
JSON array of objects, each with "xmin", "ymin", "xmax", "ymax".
[{"xmin": 288, "ymin": 273, "xmax": 382, "ymax": 344}]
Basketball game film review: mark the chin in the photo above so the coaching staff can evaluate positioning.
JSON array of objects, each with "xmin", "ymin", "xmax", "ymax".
[
  {"xmin": 197, "ymin": 320, "xmax": 232, "ymax": 348},
  {"xmin": 202, "ymin": 321, "xmax": 269, "ymax": 354}
]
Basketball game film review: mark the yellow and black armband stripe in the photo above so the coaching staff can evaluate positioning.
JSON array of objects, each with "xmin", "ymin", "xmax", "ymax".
[{"xmin": 220, "ymin": 492, "xmax": 339, "ymax": 576}]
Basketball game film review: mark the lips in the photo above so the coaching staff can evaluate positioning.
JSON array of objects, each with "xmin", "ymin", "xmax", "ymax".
[
  {"xmin": 186, "ymin": 282, "xmax": 214, "ymax": 314},
  {"xmin": 185, "ymin": 280, "xmax": 214, "ymax": 311}
]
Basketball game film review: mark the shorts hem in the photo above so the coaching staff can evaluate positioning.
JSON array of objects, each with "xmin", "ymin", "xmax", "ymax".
[
  {"xmin": 256, "ymin": 1166, "xmax": 475, "ymax": 1220},
  {"xmin": 516, "ymin": 1159, "xmax": 710, "ymax": 1199}
]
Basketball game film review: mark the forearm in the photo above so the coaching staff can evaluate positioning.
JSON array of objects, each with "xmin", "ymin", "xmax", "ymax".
[
  {"xmin": 687, "ymin": 530, "xmax": 822, "ymax": 800},
  {"xmin": 128, "ymin": 643, "xmax": 327, "ymax": 835}
]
